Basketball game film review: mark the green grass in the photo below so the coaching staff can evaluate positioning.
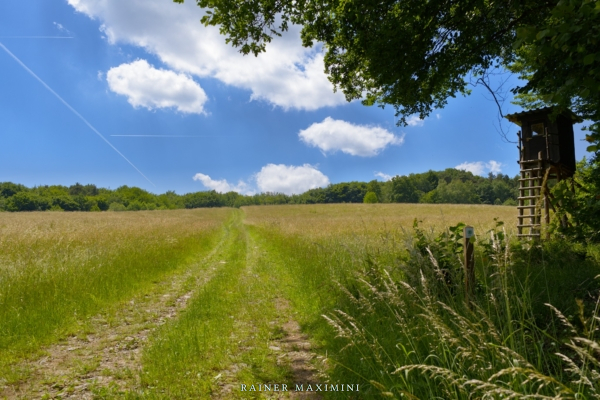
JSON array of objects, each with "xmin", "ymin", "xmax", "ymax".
[
  {"xmin": 243, "ymin": 204, "xmax": 600, "ymax": 399},
  {"xmin": 3, "ymin": 204, "xmax": 600, "ymax": 398},
  {"xmin": 0, "ymin": 209, "xmax": 231, "ymax": 378},
  {"xmin": 129, "ymin": 210, "xmax": 295, "ymax": 399}
]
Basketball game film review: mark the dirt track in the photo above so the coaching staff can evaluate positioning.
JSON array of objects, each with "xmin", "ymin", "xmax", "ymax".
[{"xmin": 1, "ymin": 213, "xmax": 323, "ymax": 399}]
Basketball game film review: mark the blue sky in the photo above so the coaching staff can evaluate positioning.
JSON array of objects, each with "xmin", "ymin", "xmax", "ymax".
[{"xmin": 0, "ymin": 1, "xmax": 593, "ymax": 195}]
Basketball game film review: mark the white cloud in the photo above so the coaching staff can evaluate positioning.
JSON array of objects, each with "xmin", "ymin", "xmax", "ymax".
[
  {"xmin": 193, "ymin": 164, "xmax": 329, "ymax": 195},
  {"xmin": 256, "ymin": 164, "xmax": 329, "ymax": 195},
  {"xmin": 487, "ymin": 160, "xmax": 502, "ymax": 174},
  {"xmin": 67, "ymin": 0, "xmax": 346, "ymax": 110},
  {"xmin": 53, "ymin": 22, "xmax": 70, "ymax": 34},
  {"xmin": 299, "ymin": 117, "xmax": 404, "ymax": 157},
  {"xmin": 106, "ymin": 60, "xmax": 208, "ymax": 114},
  {"xmin": 456, "ymin": 162, "xmax": 486, "ymax": 175},
  {"xmin": 406, "ymin": 115, "xmax": 425, "ymax": 127},
  {"xmin": 193, "ymin": 173, "xmax": 251, "ymax": 194},
  {"xmin": 375, "ymin": 172, "xmax": 393, "ymax": 181},
  {"xmin": 436, "ymin": 113, "xmax": 441, "ymax": 119},
  {"xmin": 455, "ymin": 160, "xmax": 503, "ymax": 176}
]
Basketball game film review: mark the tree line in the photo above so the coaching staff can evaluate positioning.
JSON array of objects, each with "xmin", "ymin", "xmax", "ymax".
[{"xmin": 0, "ymin": 168, "xmax": 521, "ymax": 212}]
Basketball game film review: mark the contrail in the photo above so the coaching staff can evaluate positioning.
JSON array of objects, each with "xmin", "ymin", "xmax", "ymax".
[
  {"xmin": 0, "ymin": 36, "xmax": 73, "ymax": 39},
  {"xmin": 111, "ymin": 135, "xmax": 217, "ymax": 137},
  {"xmin": 0, "ymin": 41, "xmax": 155, "ymax": 187}
]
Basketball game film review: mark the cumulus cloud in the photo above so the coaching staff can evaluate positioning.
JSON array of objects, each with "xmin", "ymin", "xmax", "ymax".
[
  {"xmin": 456, "ymin": 162, "xmax": 486, "ymax": 175},
  {"xmin": 455, "ymin": 160, "xmax": 503, "ymax": 176},
  {"xmin": 487, "ymin": 160, "xmax": 502, "ymax": 174},
  {"xmin": 375, "ymin": 172, "xmax": 393, "ymax": 181},
  {"xmin": 67, "ymin": 0, "xmax": 346, "ymax": 110},
  {"xmin": 106, "ymin": 60, "xmax": 208, "ymax": 114},
  {"xmin": 256, "ymin": 164, "xmax": 329, "ymax": 195},
  {"xmin": 406, "ymin": 115, "xmax": 425, "ymax": 127},
  {"xmin": 299, "ymin": 117, "xmax": 404, "ymax": 157},
  {"xmin": 193, "ymin": 164, "xmax": 329, "ymax": 195},
  {"xmin": 193, "ymin": 173, "xmax": 252, "ymax": 194}
]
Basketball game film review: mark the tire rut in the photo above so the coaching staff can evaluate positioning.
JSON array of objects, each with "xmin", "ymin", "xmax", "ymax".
[
  {"xmin": 2, "ymin": 223, "xmax": 235, "ymax": 400},
  {"xmin": 212, "ymin": 227, "xmax": 325, "ymax": 399}
]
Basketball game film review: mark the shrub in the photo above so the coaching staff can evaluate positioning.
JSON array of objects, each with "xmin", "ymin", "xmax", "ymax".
[
  {"xmin": 363, "ymin": 191, "xmax": 378, "ymax": 203},
  {"xmin": 108, "ymin": 202, "xmax": 126, "ymax": 212},
  {"xmin": 322, "ymin": 222, "xmax": 600, "ymax": 398},
  {"xmin": 126, "ymin": 200, "xmax": 146, "ymax": 211},
  {"xmin": 52, "ymin": 196, "xmax": 80, "ymax": 211},
  {"xmin": 7, "ymin": 192, "xmax": 49, "ymax": 211},
  {"xmin": 549, "ymin": 158, "xmax": 600, "ymax": 242}
]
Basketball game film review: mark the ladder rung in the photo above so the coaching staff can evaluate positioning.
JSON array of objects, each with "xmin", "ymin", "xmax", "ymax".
[
  {"xmin": 519, "ymin": 186, "xmax": 542, "ymax": 190},
  {"xmin": 520, "ymin": 175, "xmax": 555, "ymax": 179},
  {"xmin": 520, "ymin": 168, "xmax": 543, "ymax": 173},
  {"xmin": 517, "ymin": 234, "xmax": 541, "ymax": 237},
  {"xmin": 518, "ymin": 224, "xmax": 541, "ymax": 228},
  {"xmin": 518, "ymin": 196, "xmax": 540, "ymax": 200},
  {"xmin": 517, "ymin": 205, "xmax": 538, "ymax": 209}
]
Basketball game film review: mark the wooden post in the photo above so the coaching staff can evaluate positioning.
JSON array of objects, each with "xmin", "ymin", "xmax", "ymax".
[
  {"xmin": 544, "ymin": 168, "xmax": 551, "ymax": 240},
  {"xmin": 463, "ymin": 226, "xmax": 475, "ymax": 302}
]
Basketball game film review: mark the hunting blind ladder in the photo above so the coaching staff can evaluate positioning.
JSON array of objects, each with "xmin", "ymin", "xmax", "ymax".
[{"xmin": 506, "ymin": 108, "xmax": 582, "ymax": 239}]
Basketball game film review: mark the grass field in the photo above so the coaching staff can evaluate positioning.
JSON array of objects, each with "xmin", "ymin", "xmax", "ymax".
[
  {"xmin": 1, "ymin": 204, "xmax": 599, "ymax": 399},
  {"xmin": 0, "ymin": 209, "xmax": 232, "ymax": 387},
  {"xmin": 244, "ymin": 203, "xmax": 518, "ymax": 236}
]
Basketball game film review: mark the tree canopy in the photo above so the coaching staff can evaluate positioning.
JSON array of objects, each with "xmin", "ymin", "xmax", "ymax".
[
  {"xmin": 179, "ymin": 0, "xmax": 599, "ymax": 138},
  {"xmin": 509, "ymin": 0, "xmax": 600, "ymax": 143},
  {"xmin": 177, "ymin": 0, "xmax": 599, "ymax": 239},
  {"xmin": 0, "ymin": 171, "xmax": 521, "ymax": 212}
]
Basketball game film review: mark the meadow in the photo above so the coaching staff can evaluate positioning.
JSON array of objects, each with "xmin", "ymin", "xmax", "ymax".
[
  {"xmin": 244, "ymin": 204, "xmax": 600, "ymax": 399},
  {"xmin": 0, "ymin": 209, "xmax": 231, "ymax": 388},
  {"xmin": 1, "ymin": 204, "xmax": 600, "ymax": 399}
]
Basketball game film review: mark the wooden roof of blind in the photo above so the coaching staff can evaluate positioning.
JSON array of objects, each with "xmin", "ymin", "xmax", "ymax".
[{"xmin": 505, "ymin": 107, "xmax": 583, "ymax": 126}]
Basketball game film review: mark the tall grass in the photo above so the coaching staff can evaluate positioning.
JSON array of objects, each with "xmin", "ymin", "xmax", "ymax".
[
  {"xmin": 4, "ymin": 204, "xmax": 598, "ymax": 398},
  {"xmin": 244, "ymin": 203, "xmax": 518, "ymax": 238},
  {"xmin": 137, "ymin": 215, "xmax": 252, "ymax": 398},
  {"xmin": 245, "ymin": 204, "xmax": 600, "ymax": 398},
  {"xmin": 0, "ymin": 209, "xmax": 231, "ymax": 373},
  {"xmin": 132, "ymin": 211, "xmax": 293, "ymax": 399},
  {"xmin": 321, "ymin": 230, "xmax": 600, "ymax": 398}
]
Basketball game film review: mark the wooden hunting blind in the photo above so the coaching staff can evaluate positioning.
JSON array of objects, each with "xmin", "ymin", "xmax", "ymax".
[{"xmin": 505, "ymin": 107, "xmax": 582, "ymax": 239}]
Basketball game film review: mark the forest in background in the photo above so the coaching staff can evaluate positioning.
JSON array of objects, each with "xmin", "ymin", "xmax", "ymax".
[{"xmin": 0, "ymin": 168, "xmax": 519, "ymax": 212}]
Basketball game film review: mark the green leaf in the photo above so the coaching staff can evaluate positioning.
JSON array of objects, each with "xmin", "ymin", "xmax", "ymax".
[
  {"xmin": 536, "ymin": 29, "xmax": 550, "ymax": 40},
  {"xmin": 583, "ymin": 53, "xmax": 596, "ymax": 65}
]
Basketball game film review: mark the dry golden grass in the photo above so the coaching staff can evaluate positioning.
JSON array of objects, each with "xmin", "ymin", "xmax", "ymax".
[
  {"xmin": 0, "ymin": 208, "xmax": 230, "ymax": 242},
  {"xmin": 243, "ymin": 203, "xmax": 517, "ymax": 239},
  {"xmin": 0, "ymin": 209, "xmax": 231, "ymax": 272}
]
